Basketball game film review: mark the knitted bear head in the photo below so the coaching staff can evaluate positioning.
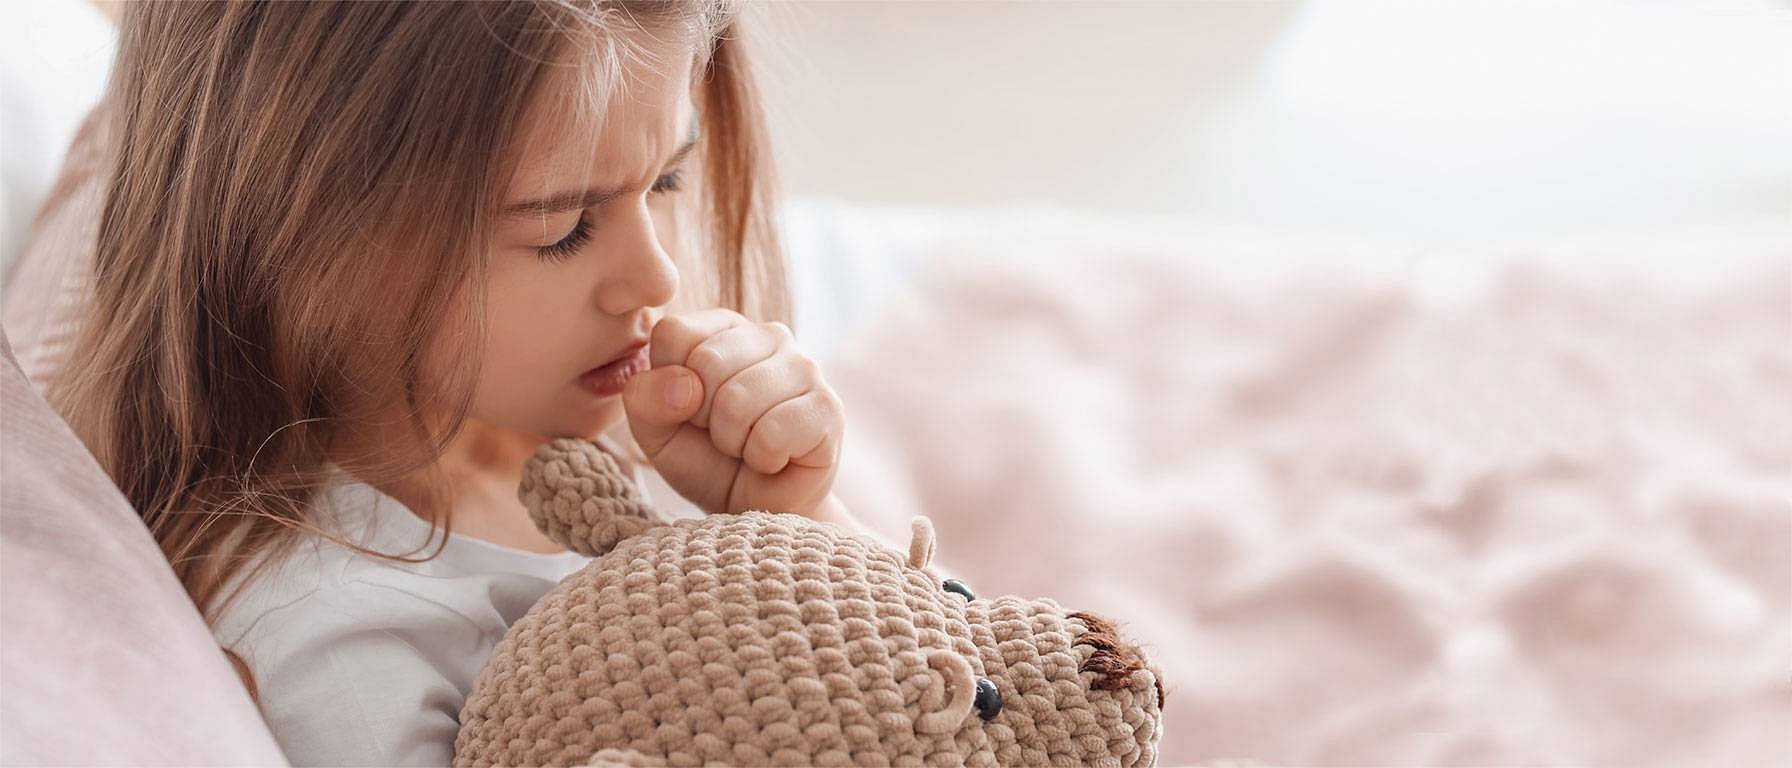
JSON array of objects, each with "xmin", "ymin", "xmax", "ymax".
[{"xmin": 454, "ymin": 438, "xmax": 1165, "ymax": 767}]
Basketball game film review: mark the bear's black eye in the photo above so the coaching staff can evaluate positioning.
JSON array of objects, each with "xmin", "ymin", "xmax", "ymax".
[
  {"xmin": 974, "ymin": 677, "xmax": 1003, "ymax": 721},
  {"xmin": 943, "ymin": 578, "xmax": 975, "ymax": 601}
]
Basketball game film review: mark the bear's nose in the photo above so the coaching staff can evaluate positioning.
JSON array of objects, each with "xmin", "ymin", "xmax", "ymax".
[{"xmin": 1068, "ymin": 610, "xmax": 1161, "ymax": 708}]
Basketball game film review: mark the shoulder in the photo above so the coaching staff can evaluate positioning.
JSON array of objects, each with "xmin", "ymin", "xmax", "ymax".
[
  {"xmin": 213, "ymin": 540, "xmax": 483, "ymax": 767},
  {"xmin": 207, "ymin": 470, "xmax": 595, "ymax": 765},
  {"xmin": 210, "ymin": 480, "xmax": 485, "ymax": 652},
  {"xmin": 213, "ymin": 474, "xmax": 588, "ymax": 658},
  {"xmin": 230, "ymin": 573, "xmax": 474, "ymax": 767},
  {"xmin": 211, "ymin": 544, "xmax": 496, "ymax": 709}
]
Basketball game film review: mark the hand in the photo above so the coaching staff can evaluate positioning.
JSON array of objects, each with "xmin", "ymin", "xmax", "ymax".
[{"xmin": 621, "ymin": 309, "xmax": 845, "ymax": 518}]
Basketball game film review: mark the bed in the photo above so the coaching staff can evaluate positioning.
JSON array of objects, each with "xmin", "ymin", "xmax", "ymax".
[{"xmin": 788, "ymin": 204, "xmax": 1792, "ymax": 765}]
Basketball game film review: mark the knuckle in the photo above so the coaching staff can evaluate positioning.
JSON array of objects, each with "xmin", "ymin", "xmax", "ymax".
[
  {"xmin": 821, "ymin": 389, "xmax": 845, "ymax": 419},
  {"xmin": 767, "ymin": 320, "xmax": 794, "ymax": 341},
  {"xmin": 748, "ymin": 414, "xmax": 783, "ymax": 450},
  {"xmin": 748, "ymin": 430, "xmax": 789, "ymax": 472},
  {"xmin": 652, "ymin": 317, "xmax": 690, "ymax": 347},
  {"xmin": 713, "ymin": 380, "xmax": 755, "ymax": 425},
  {"xmin": 747, "ymin": 453, "xmax": 783, "ymax": 475},
  {"xmin": 688, "ymin": 341, "xmax": 726, "ymax": 371}
]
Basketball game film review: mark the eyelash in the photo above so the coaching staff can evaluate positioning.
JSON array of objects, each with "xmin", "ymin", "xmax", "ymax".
[
  {"xmin": 534, "ymin": 169, "xmax": 685, "ymax": 263},
  {"xmin": 652, "ymin": 168, "xmax": 684, "ymax": 195}
]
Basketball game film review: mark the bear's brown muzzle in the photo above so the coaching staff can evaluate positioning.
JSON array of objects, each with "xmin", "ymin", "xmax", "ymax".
[{"xmin": 1069, "ymin": 610, "xmax": 1165, "ymax": 710}]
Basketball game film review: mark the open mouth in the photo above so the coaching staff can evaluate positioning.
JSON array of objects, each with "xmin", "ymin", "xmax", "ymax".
[{"xmin": 577, "ymin": 342, "xmax": 649, "ymax": 397}]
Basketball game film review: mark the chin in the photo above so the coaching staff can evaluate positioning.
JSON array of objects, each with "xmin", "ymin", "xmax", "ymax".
[
  {"xmin": 478, "ymin": 383, "xmax": 625, "ymax": 442},
  {"xmin": 546, "ymin": 396, "xmax": 625, "ymax": 440}
]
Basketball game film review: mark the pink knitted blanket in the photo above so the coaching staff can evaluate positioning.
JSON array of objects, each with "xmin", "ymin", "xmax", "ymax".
[{"xmin": 820, "ymin": 217, "xmax": 1791, "ymax": 766}]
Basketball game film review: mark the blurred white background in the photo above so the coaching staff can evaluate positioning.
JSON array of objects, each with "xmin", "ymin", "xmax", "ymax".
[
  {"xmin": 760, "ymin": 0, "xmax": 1792, "ymax": 242},
  {"xmin": 6, "ymin": 0, "xmax": 1789, "ymax": 278}
]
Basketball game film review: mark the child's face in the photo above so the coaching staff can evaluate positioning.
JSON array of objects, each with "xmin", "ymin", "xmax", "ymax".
[{"xmin": 456, "ymin": 35, "xmax": 698, "ymax": 440}]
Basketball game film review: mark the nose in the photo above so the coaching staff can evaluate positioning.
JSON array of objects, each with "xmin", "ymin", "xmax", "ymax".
[
  {"xmin": 593, "ymin": 198, "xmax": 679, "ymax": 316},
  {"xmin": 1069, "ymin": 611, "xmax": 1163, "ymax": 709}
]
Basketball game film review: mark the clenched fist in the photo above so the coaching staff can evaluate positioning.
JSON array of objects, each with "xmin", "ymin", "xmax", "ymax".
[{"xmin": 621, "ymin": 308, "xmax": 844, "ymax": 519}]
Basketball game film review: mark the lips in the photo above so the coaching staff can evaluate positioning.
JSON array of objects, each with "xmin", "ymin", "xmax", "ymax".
[
  {"xmin": 577, "ymin": 341, "xmax": 650, "ymax": 398},
  {"xmin": 597, "ymin": 341, "xmax": 648, "ymax": 369}
]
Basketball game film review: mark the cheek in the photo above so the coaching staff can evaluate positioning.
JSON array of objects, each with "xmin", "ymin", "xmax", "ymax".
[
  {"xmin": 412, "ymin": 287, "xmax": 481, "ymax": 416},
  {"xmin": 473, "ymin": 272, "xmax": 568, "ymax": 398},
  {"xmin": 459, "ymin": 260, "xmax": 624, "ymax": 438}
]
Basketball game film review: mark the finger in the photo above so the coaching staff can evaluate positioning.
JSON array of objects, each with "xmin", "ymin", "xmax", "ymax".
[
  {"xmin": 646, "ymin": 308, "xmax": 749, "ymax": 369},
  {"xmin": 740, "ymin": 389, "xmax": 841, "ymax": 475},
  {"xmin": 789, "ymin": 389, "xmax": 844, "ymax": 469},
  {"xmin": 707, "ymin": 354, "xmax": 819, "ymax": 461},
  {"xmin": 685, "ymin": 322, "xmax": 789, "ymax": 430},
  {"xmin": 727, "ymin": 462, "xmax": 835, "ymax": 516},
  {"xmin": 621, "ymin": 365, "xmax": 702, "ymax": 459},
  {"xmin": 644, "ymin": 420, "xmax": 738, "ymax": 515}
]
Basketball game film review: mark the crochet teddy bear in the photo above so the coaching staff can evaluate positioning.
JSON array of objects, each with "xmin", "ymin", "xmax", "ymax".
[{"xmin": 454, "ymin": 438, "xmax": 1165, "ymax": 767}]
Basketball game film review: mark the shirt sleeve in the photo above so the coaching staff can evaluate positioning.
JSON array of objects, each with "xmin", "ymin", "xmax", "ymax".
[{"xmin": 240, "ymin": 578, "xmax": 485, "ymax": 767}]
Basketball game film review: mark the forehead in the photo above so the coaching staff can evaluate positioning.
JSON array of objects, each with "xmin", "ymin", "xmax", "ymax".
[{"xmin": 506, "ymin": 32, "xmax": 700, "ymax": 192}]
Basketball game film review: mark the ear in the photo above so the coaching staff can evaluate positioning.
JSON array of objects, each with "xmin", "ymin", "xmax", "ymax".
[
  {"xmin": 915, "ymin": 648, "xmax": 976, "ymax": 735},
  {"xmin": 518, "ymin": 437, "xmax": 670, "ymax": 557},
  {"xmin": 908, "ymin": 516, "xmax": 936, "ymax": 570}
]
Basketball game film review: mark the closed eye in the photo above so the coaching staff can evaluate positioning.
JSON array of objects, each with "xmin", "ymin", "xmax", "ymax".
[
  {"xmin": 536, "ymin": 214, "xmax": 591, "ymax": 263},
  {"xmin": 534, "ymin": 170, "xmax": 683, "ymax": 263},
  {"xmin": 651, "ymin": 168, "xmax": 683, "ymax": 194}
]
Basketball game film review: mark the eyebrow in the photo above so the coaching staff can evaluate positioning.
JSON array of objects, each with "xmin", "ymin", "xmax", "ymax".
[{"xmin": 502, "ymin": 117, "xmax": 702, "ymax": 220}]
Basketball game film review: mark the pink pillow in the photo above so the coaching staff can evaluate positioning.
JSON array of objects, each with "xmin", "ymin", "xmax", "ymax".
[
  {"xmin": 1, "ymin": 106, "xmax": 105, "ymax": 392},
  {"xmin": 0, "ymin": 330, "xmax": 287, "ymax": 766}
]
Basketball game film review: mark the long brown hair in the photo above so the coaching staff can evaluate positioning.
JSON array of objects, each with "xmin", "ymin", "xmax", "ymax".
[{"xmin": 47, "ymin": 0, "xmax": 786, "ymax": 705}]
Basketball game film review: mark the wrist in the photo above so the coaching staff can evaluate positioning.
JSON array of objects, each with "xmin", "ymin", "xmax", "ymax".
[{"xmin": 809, "ymin": 493, "xmax": 870, "ymax": 536}]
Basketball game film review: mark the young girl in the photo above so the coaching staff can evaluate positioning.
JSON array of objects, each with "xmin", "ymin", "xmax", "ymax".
[{"xmin": 47, "ymin": 2, "xmax": 864, "ymax": 764}]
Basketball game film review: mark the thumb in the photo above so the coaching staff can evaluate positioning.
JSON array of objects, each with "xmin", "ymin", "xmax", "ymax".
[{"xmin": 622, "ymin": 364, "xmax": 702, "ymax": 458}]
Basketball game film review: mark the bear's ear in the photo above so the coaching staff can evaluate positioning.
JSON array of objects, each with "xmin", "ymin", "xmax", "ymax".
[
  {"xmin": 518, "ymin": 437, "xmax": 670, "ymax": 557},
  {"xmin": 908, "ymin": 516, "xmax": 936, "ymax": 569}
]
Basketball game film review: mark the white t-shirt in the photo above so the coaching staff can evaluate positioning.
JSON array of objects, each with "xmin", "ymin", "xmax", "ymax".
[{"xmin": 212, "ymin": 438, "xmax": 673, "ymax": 767}]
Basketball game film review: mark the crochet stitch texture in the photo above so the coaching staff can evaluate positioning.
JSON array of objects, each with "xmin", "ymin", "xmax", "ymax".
[{"xmin": 455, "ymin": 438, "xmax": 1164, "ymax": 767}]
